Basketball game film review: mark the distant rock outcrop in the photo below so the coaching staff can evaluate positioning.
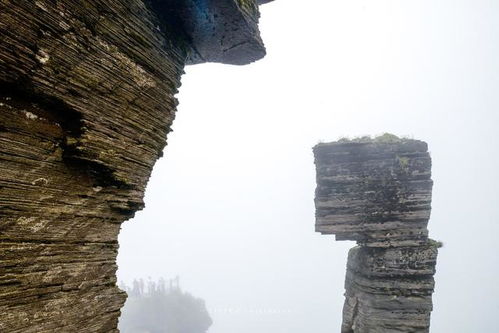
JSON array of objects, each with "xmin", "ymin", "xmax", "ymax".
[
  {"xmin": 0, "ymin": 1, "xmax": 271, "ymax": 332},
  {"xmin": 313, "ymin": 135, "xmax": 440, "ymax": 333}
]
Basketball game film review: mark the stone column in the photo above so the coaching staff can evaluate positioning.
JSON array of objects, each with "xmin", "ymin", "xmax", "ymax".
[{"xmin": 313, "ymin": 135, "xmax": 440, "ymax": 333}]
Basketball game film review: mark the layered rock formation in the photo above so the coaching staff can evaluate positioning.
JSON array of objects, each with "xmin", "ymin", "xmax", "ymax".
[
  {"xmin": 313, "ymin": 135, "xmax": 440, "ymax": 333},
  {"xmin": 0, "ymin": 1, "xmax": 271, "ymax": 331}
]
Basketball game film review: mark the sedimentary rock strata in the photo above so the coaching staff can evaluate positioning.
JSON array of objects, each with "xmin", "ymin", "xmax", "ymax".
[
  {"xmin": 313, "ymin": 136, "xmax": 440, "ymax": 333},
  {"xmin": 0, "ymin": 1, "xmax": 270, "ymax": 331},
  {"xmin": 149, "ymin": 0, "xmax": 268, "ymax": 65}
]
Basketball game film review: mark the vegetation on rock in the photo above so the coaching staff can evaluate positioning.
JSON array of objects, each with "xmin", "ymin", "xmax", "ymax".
[{"xmin": 119, "ymin": 278, "xmax": 212, "ymax": 333}]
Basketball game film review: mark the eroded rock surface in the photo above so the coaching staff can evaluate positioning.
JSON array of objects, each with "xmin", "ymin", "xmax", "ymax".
[
  {"xmin": 313, "ymin": 136, "xmax": 440, "ymax": 333},
  {"xmin": 0, "ymin": 0, "xmax": 270, "ymax": 331},
  {"xmin": 149, "ymin": 0, "xmax": 268, "ymax": 65}
]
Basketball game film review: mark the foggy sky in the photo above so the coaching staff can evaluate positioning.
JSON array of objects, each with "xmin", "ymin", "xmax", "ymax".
[{"xmin": 117, "ymin": 0, "xmax": 499, "ymax": 332}]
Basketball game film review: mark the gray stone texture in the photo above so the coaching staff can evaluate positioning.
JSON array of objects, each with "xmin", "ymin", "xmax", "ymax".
[
  {"xmin": 314, "ymin": 139, "xmax": 433, "ymax": 247},
  {"xmin": 313, "ymin": 137, "xmax": 439, "ymax": 333}
]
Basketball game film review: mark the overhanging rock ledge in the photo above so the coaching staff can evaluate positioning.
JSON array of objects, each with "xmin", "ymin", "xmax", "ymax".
[{"xmin": 0, "ymin": 1, "xmax": 272, "ymax": 331}]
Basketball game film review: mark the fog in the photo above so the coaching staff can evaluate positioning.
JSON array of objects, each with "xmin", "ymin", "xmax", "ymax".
[{"xmin": 117, "ymin": 0, "xmax": 499, "ymax": 332}]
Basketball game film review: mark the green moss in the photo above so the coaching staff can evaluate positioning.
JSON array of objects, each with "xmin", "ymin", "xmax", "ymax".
[
  {"xmin": 65, "ymin": 136, "xmax": 79, "ymax": 146},
  {"xmin": 235, "ymin": 0, "xmax": 259, "ymax": 17},
  {"xmin": 396, "ymin": 156, "xmax": 410, "ymax": 169},
  {"xmin": 428, "ymin": 239, "xmax": 444, "ymax": 248},
  {"xmin": 337, "ymin": 135, "xmax": 372, "ymax": 143},
  {"xmin": 337, "ymin": 133, "xmax": 403, "ymax": 144},
  {"xmin": 373, "ymin": 133, "xmax": 401, "ymax": 143}
]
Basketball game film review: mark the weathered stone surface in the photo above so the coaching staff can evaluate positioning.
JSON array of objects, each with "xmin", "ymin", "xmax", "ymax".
[
  {"xmin": 149, "ymin": 0, "xmax": 268, "ymax": 65},
  {"xmin": 0, "ymin": 0, "xmax": 270, "ymax": 331},
  {"xmin": 314, "ymin": 137, "xmax": 433, "ymax": 247},
  {"xmin": 0, "ymin": 0, "xmax": 187, "ymax": 190},
  {"xmin": 342, "ymin": 245, "xmax": 438, "ymax": 333},
  {"xmin": 313, "ymin": 136, "xmax": 440, "ymax": 333}
]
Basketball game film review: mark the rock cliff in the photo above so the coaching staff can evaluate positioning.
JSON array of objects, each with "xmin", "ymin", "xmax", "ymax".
[
  {"xmin": 313, "ymin": 135, "xmax": 440, "ymax": 333},
  {"xmin": 0, "ymin": 1, "xmax": 270, "ymax": 331}
]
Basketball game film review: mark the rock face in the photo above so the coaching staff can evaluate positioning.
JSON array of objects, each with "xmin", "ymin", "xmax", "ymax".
[
  {"xmin": 0, "ymin": 1, "xmax": 270, "ymax": 332},
  {"xmin": 149, "ymin": 0, "xmax": 269, "ymax": 65},
  {"xmin": 313, "ymin": 136, "xmax": 439, "ymax": 333}
]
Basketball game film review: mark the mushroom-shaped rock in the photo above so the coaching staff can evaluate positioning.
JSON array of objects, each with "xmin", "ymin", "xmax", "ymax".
[{"xmin": 313, "ymin": 135, "xmax": 440, "ymax": 333}]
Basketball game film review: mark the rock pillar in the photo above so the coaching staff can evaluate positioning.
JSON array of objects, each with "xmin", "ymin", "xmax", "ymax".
[{"xmin": 313, "ymin": 136, "xmax": 439, "ymax": 333}]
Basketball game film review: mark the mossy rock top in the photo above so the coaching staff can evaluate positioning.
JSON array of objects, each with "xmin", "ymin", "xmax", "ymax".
[{"xmin": 314, "ymin": 133, "xmax": 428, "ymax": 154}]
